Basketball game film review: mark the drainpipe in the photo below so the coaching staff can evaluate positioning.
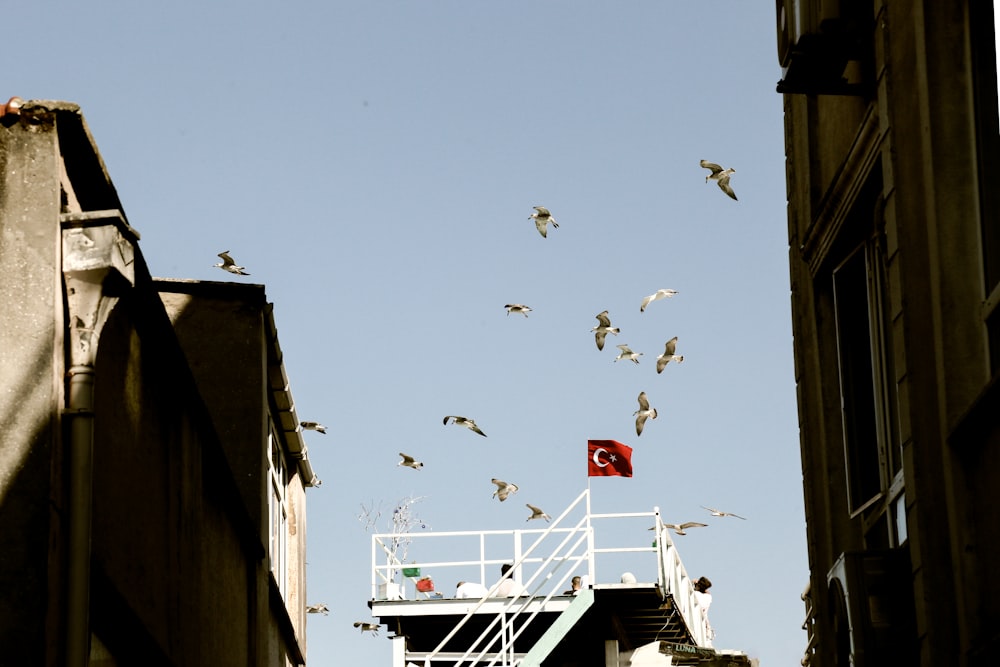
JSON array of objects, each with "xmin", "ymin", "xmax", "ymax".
[
  {"xmin": 61, "ymin": 220, "xmax": 135, "ymax": 667},
  {"xmin": 65, "ymin": 364, "xmax": 95, "ymax": 667}
]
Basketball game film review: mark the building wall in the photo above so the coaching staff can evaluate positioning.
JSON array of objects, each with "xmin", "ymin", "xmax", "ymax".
[
  {"xmin": 779, "ymin": 1, "xmax": 1000, "ymax": 665},
  {"xmin": 0, "ymin": 101, "xmax": 308, "ymax": 665}
]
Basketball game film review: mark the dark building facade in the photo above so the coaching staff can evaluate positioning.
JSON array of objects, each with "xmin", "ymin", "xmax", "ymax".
[
  {"xmin": 776, "ymin": 1, "xmax": 1000, "ymax": 666},
  {"xmin": 0, "ymin": 100, "xmax": 316, "ymax": 665}
]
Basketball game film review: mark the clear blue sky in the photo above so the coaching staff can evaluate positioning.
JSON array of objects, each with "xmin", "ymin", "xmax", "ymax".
[{"xmin": 7, "ymin": 2, "xmax": 808, "ymax": 664}]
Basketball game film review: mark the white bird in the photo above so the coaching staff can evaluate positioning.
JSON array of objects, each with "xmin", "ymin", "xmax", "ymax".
[
  {"xmin": 656, "ymin": 337, "xmax": 685, "ymax": 374},
  {"xmin": 398, "ymin": 453, "xmax": 424, "ymax": 470},
  {"xmin": 529, "ymin": 206, "xmax": 559, "ymax": 238},
  {"xmin": 663, "ymin": 522, "xmax": 708, "ymax": 536},
  {"xmin": 591, "ymin": 311, "xmax": 620, "ymax": 351},
  {"xmin": 700, "ymin": 160, "xmax": 738, "ymax": 200},
  {"xmin": 443, "ymin": 415, "xmax": 487, "ymax": 437},
  {"xmin": 634, "ymin": 391, "xmax": 658, "ymax": 436},
  {"xmin": 353, "ymin": 621, "xmax": 380, "ymax": 635},
  {"xmin": 491, "ymin": 478, "xmax": 519, "ymax": 502},
  {"xmin": 640, "ymin": 289, "xmax": 678, "ymax": 313},
  {"xmin": 300, "ymin": 421, "xmax": 327, "ymax": 434},
  {"xmin": 307, "ymin": 603, "xmax": 330, "ymax": 615},
  {"xmin": 214, "ymin": 250, "xmax": 250, "ymax": 275},
  {"xmin": 701, "ymin": 505, "xmax": 747, "ymax": 520},
  {"xmin": 526, "ymin": 504, "xmax": 552, "ymax": 522},
  {"xmin": 615, "ymin": 344, "xmax": 643, "ymax": 364},
  {"xmin": 505, "ymin": 304, "xmax": 532, "ymax": 317}
]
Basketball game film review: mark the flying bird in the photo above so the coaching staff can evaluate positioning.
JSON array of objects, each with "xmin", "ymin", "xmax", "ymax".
[
  {"xmin": 307, "ymin": 603, "xmax": 330, "ymax": 615},
  {"xmin": 701, "ymin": 505, "xmax": 747, "ymax": 520},
  {"xmin": 353, "ymin": 621, "xmax": 380, "ymax": 635},
  {"xmin": 640, "ymin": 289, "xmax": 678, "ymax": 313},
  {"xmin": 614, "ymin": 344, "xmax": 643, "ymax": 364},
  {"xmin": 656, "ymin": 337, "xmax": 685, "ymax": 374},
  {"xmin": 662, "ymin": 522, "xmax": 708, "ymax": 536},
  {"xmin": 398, "ymin": 453, "xmax": 424, "ymax": 470},
  {"xmin": 443, "ymin": 415, "xmax": 487, "ymax": 437},
  {"xmin": 591, "ymin": 311, "xmax": 620, "ymax": 351},
  {"xmin": 700, "ymin": 160, "xmax": 738, "ymax": 200},
  {"xmin": 505, "ymin": 304, "xmax": 532, "ymax": 317},
  {"xmin": 491, "ymin": 478, "xmax": 519, "ymax": 502},
  {"xmin": 300, "ymin": 421, "xmax": 327, "ymax": 434},
  {"xmin": 214, "ymin": 251, "xmax": 250, "ymax": 275},
  {"xmin": 634, "ymin": 391, "xmax": 658, "ymax": 436},
  {"xmin": 529, "ymin": 206, "xmax": 559, "ymax": 238},
  {"xmin": 526, "ymin": 504, "xmax": 552, "ymax": 522}
]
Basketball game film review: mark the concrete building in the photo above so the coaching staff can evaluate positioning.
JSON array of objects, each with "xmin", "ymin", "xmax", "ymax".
[
  {"xmin": 0, "ymin": 100, "xmax": 318, "ymax": 665},
  {"xmin": 776, "ymin": 2, "xmax": 1000, "ymax": 665}
]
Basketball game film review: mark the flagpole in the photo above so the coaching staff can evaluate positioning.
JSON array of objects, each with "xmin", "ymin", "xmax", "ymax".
[{"xmin": 586, "ymin": 462, "xmax": 595, "ymax": 587}]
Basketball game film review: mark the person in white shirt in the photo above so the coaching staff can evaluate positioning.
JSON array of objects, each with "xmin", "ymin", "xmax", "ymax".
[
  {"xmin": 455, "ymin": 581, "xmax": 490, "ymax": 599},
  {"xmin": 693, "ymin": 576, "xmax": 714, "ymax": 645},
  {"xmin": 495, "ymin": 563, "xmax": 527, "ymax": 596}
]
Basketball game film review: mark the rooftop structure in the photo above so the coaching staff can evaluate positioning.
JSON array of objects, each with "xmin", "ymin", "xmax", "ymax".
[{"xmin": 367, "ymin": 490, "xmax": 754, "ymax": 667}]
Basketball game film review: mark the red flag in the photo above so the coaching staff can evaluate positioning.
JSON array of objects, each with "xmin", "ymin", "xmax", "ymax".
[{"xmin": 587, "ymin": 440, "xmax": 633, "ymax": 477}]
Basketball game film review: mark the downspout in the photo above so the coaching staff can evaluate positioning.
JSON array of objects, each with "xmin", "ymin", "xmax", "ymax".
[{"xmin": 61, "ymin": 219, "xmax": 135, "ymax": 667}]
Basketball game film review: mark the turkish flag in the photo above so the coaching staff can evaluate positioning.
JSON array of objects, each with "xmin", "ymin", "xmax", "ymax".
[{"xmin": 587, "ymin": 440, "xmax": 633, "ymax": 477}]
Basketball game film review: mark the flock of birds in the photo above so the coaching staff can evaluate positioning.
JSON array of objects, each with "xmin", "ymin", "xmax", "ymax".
[{"xmin": 219, "ymin": 160, "xmax": 745, "ymax": 635}]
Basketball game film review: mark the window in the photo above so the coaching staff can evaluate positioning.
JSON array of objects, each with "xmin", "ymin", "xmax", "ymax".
[
  {"xmin": 268, "ymin": 422, "xmax": 288, "ymax": 596},
  {"xmin": 830, "ymin": 185, "xmax": 902, "ymax": 530},
  {"xmin": 973, "ymin": 1, "xmax": 1000, "ymax": 371}
]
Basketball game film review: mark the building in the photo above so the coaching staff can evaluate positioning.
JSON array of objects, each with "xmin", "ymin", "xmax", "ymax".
[
  {"xmin": 776, "ymin": 1, "xmax": 1000, "ymax": 665},
  {"xmin": 0, "ymin": 100, "xmax": 318, "ymax": 665},
  {"xmin": 366, "ymin": 489, "xmax": 755, "ymax": 666}
]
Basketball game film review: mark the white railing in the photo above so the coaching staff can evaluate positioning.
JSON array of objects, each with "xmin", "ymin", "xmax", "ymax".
[{"xmin": 370, "ymin": 489, "xmax": 712, "ymax": 664}]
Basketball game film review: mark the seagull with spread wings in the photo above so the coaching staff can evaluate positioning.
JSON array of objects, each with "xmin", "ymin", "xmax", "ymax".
[
  {"xmin": 491, "ymin": 478, "xmax": 519, "ymax": 502},
  {"xmin": 505, "ymin": 304, "xmax": 532, "ymax": 317},
  {"xmin": 634, "ymin": 391, "xmax": 658, "ymax": 436},
  {"xmin": 700, "ymin": 160, "xmax": 738, "ymax": 201},
  {"xmin": 443, "ymin": 415, "xmax": 487, "ymax": 437},
  {"xmin": 614, "ymin": 344, "xmax": 643, "ymax": 364},
  {"xmin": 307, "ymin": 603, "xmax": 330, "ymax": 615},
  {"xmin": 398, "ymin": 453, "xmax": 424, "ymax": 470},
  {"xmin": 701, "ymin": 505, "xmax": 747, "ymax": 520},
  {"xmin": 213, "ymin": 250, "xmax": 250, "ymax": 275},
  {"xmin": 526, "ymin": 504, "xmax": 552, "ymax": 522},
  {"xmin": 591, "ymin": 311, "xmax": 620, "ymax": 351},
  {"xmin": 663, "ymin": 522, "xmax": 708, "ymax": 536},
  {"xmin": 353, "ymin": 621, "xmax": 380, "ymax": 636},
  {"xmin": 300, "ymin": 421, "xmax": 327, "ymax": 434},
  {"xmin": 640, "ymin": 288, "xmax": 678, "ymax": 313},
  {"xmin": 656, "ymin": 337, "xmax": 685, "ymax": 374},
  {"xmin": 530, "ymin": 206, "xmax": 559, "ymax": 238}
]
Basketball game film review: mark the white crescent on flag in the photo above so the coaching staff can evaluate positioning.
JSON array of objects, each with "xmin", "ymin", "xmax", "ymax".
[{"xmin": 592, "ymin": 448, "xmax": 609, "ymax": 467}]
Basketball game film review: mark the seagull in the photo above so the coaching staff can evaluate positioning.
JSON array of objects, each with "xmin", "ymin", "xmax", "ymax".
[
  {"xmin": 529, "ymin": 206, "xmax": 559, "ymax": 238},
  {"xmin": 398, "ymin": 453, "xmax": 424, "ymax": 470},
  {"xmin": 656, "ymin": 337, "xmax": 685, "ymax": 374},
  {"xmin": 640, "ymin": 289, "xmax": 678, "ymax": 313},
  {"xmin": 505, "ymin": 304, "xmax": 532, "ymax": 317},
  {"xmin": 701, "ymin": 505, "xmax": 747, "ymax": 520},
  {"xmin": 700, "ymin": 160, "xmax": 738, "ymax": 200},
  {"xmin": 307, "ymin": 603, "xmax": 330, "ymax": 615},
  {"xmin": 526, "ymin": 504, "xmax": 552, "ymax": 522},
  {"xmin": 300, "ymin": 421, "xmax": 327, "ymax": 434},
  {"xmin": 443, "ymin": 415, "xmax": 487, "ymax": 437},
  {"xmin": 491, "ymin": 478, "xmax": 519, "ymax": 501},
  {"xmin": 214, "ymin": 251, "xmax": 250, "ymax": 275},
  {"xmin": 353, "ymin": 621, "xmax": 380, "ymax": 636},
  {"xmin": 662, "ymin": 522, "xmax": 708, "ymax": 536},
  {"xmin": 634, "ymin": 391, "xmax": 658, "ymax": 436},
  {"xmin": 615, "ymin": 344, "xmax": 642, "ymax": 364},
  {"xmin": 591, "ymin": 311, "xmax": 620, "ymax": 351}
]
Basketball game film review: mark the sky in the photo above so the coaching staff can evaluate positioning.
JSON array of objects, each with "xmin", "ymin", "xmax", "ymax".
[{"xmin": 6, "ymin": 2, "xmax": 809, "ymax": 665}]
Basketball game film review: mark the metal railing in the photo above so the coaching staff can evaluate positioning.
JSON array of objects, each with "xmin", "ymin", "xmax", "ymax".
[{"xmin": 370, "ymin": 488, "xmax": 712, "ymax": 665}]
